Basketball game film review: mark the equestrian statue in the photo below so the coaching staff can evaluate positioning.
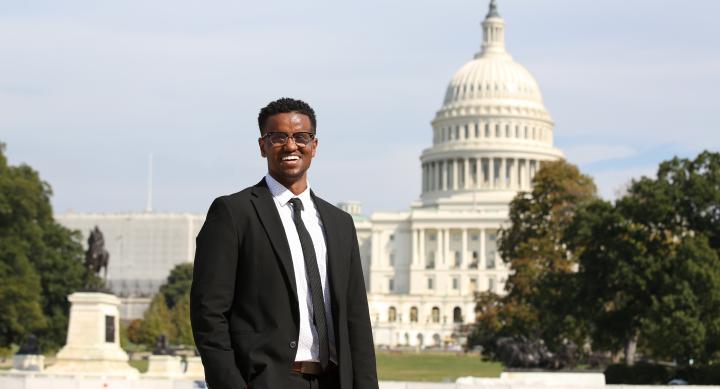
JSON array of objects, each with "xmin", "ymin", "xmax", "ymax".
[{"xmin": 83, "ymin": 226, "xmax": 110, "ymax": 291}]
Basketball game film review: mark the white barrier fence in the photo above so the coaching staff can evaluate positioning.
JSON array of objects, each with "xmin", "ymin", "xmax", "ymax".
[{"xmin": 2, "ymin": 372, "xmax": 719, "ymax": 389}]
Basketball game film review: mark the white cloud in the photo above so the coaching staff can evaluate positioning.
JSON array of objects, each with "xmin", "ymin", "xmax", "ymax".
[
  {"xmin": 562, "ymin": 144, "xmax": 638, "ymax": 166},
  {"xmin": 591, "ymin": 166, "xmax": 657, "ymax": 201}
]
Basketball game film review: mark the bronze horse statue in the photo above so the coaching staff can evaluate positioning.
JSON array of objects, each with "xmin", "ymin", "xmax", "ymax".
[{"xmin": 85, "ymin": 226, "xmax": 110, "ymax": 282}]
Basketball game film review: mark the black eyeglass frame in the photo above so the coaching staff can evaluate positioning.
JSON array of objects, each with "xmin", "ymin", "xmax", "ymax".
[{"xmin": 261, "ymin": 132, "xmax": 316, "ymax": 147}]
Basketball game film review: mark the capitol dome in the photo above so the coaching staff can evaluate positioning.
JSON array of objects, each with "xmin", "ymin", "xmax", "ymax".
[
  {"xmin": 443, "ymin": 56, "xmax": 544, "ymax": 106},
  {"xmin": 419, "ymin": 0, "xmax": 563, "ymax": 209}
]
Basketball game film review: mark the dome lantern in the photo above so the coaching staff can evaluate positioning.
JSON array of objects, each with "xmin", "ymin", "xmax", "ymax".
[
  {"xmin": 478, "ymin": 0, "xmax": 507, "ymax": 58},
  {"xmin": 486, "ymin": 0, "xmax": 500, "ymax": 18}
]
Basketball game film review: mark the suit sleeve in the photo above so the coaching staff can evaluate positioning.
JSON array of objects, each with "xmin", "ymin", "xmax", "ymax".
[
  {"xmin": 190, "ymin": 197, "xmax": 247, "ymax": 389},
  {"xmin": 346, "ymin": 217, "xmax": 379, "ymax": 389}
]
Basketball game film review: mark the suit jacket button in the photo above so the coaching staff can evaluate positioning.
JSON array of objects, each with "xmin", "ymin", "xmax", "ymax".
[{"xmin": 289, "ymin": 341, "xmax": 297, "ymax": 349}]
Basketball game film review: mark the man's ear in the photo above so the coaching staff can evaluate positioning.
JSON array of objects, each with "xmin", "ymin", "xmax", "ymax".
[
  {"xmin": 258, "ymin": 138, "xmax": 267, "ymax": 158},
  {"xmin": 311, "ymin": 138, "xmax": 318, "ymax": 158}
]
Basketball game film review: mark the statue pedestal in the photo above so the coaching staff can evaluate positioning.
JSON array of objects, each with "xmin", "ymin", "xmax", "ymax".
[
  {"xmin": 144, "ymin": 355, "xmax": 184, "ymax": 377},
  {"xmin": 45, "ymin": 292, "xmax": 138, "ymax": 376},
  {"xmin": 11, "ymin": 354, "xmax": 44, "ymax": 372}
]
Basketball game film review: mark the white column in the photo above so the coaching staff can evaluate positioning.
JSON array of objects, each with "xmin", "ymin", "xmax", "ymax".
[
  {"xmin": 509, "ymin": 158, "xmax": 516, "ymax": 189},
  {"xmin": 479, "ymin": 229, "xmax": 486, "ymax": 269},
  {"xmin": 461, "ymin": 228, "xmax": 468, "ymax": 269},
  {"xmin": 437, "ymin": 229, "xmax": 444, "ymax": 266},
  {"xmin": 441, "ymin": 160, "xmax": 446, "ymax": 190},
  {"xmin": 464, "ymin": 158, "xmax": 470, "ymax": 190},
  {"xmin": 489, "ymin": 158, "xmax": 495, "ymax": 189},
  {"xmin": 500, "ymin": 158, "xmax": 507, "ymax": 189},
  {"xmin": 479, "ymin": 159, "xmax": 484, "ymax": 188},
  {"xmin": 470, "ymin": 159, "xmax": 476, "ymax": 188},
  {"xmin": 444, "ymin": 229, "xmax": 451, "ymax": 267},
  {"xmin": 419, "ymin": 229, "xmax": 426, "ymax": 266},
  {"xmin": 411, "ymin": 228, "xmax": 418, "ymax": 264},
  {"xmin": 479, "ymin": 158, "xmax": 484, "ymax": 189},
  {"xmin": 370, "ymin": 231, "xmax": 381, "ymax": 293},
  {"xmin": 429, "ymin": 162, "xmax": 433, "ymax": 191},
  {"xmin": 437, "ymin": 161, "xmax": 442, "ymax": 191},
  {"xmin": 452, "ymin": 160, "xmax": 458, "ymax": 190}
]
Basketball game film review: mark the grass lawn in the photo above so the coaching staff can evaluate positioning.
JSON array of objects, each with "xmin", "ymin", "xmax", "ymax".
[
  {"xmin": 129, "ymin": 359, "xmax": 149, "ymax": 373},
  {"xmin": 376, "ymin": 352, "xmax": 502, "ymax": 382}
]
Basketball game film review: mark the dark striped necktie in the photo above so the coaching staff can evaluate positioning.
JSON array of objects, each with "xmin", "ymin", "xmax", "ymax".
[{"xmin": 288, "ymin": 197, "xmax": 329, "ymax": 370}]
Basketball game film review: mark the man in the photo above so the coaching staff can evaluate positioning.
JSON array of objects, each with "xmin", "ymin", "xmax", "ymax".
[{"xmin": 190, "ymin": 97, "xmax": 378, "ymax": 389}]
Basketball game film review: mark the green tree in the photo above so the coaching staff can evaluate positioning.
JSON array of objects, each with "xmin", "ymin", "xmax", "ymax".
[
  {"xmin": 643, "ymin": 235, "xmax": 720, "ymax": 364},
  {"xmin": 473, "ymin": 160, "xmax": 597, "ymax": 357},
  {"xmin": 137, "ymin": 293, "xmax": 175, "ymax": 347},
  {"xmin": 570, "ymin": 151, "xmax": 720, "ymax": 366},
  {"xmin": 172, "ymin": 292, "xmax": 194, "ymax": 347},
  {"xmin": 159, "ymin": 262, "xmax": 193, "ymax": 309},
  {"xmin": 125, "ymin": 319, "xmax": 143, "ymax": 344},
  {"xmin": 137, "ymin": 262, "xmax": 194, "ymax": 348},
  {"xmin": 0, "ymin": 143, "xmax": 89, "ymax": 350},
  {"xmin": 569, "ymin": 199, "xmax": 653, "ymax": 363},
  {"xmin": 0, "ymin": 241, "xmax": 46, "ymax": 354}
]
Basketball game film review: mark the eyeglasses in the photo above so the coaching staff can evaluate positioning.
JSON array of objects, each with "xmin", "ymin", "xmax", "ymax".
[{"xmin": 262, "ymin": 132, "xmax": 315, "ymax": 147}]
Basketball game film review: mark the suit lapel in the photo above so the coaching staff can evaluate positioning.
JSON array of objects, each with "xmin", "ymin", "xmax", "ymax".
[
  {"xmin": 312, "ymin": 191, "xmax": 346, "ymax": 320},
  {"xmin": 250, "ymin": 179, "xmax": 298, "ymax": 300}
]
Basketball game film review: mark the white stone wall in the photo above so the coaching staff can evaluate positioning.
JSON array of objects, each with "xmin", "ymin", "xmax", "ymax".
[{"xmin": 4, "ymin": 373, "xmax": 716, "ymax": 389}]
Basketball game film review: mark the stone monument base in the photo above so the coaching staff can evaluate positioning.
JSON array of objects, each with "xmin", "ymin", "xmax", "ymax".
[
  {"xmin": 11, "ymin": 354, "xmax": 45, "ymax": 372},
  {"xmin": 45, "ymin": 292, "xmax": 138, "ymax": 377},
  {"xmin": 145, "ymin": 355, "xmax": 184, "ymax": 377}
]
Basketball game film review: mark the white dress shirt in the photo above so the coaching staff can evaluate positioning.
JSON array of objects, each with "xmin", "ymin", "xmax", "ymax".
[{"xmin": 265, "ymin": 174, "xmax": 337, "ymax": 363}]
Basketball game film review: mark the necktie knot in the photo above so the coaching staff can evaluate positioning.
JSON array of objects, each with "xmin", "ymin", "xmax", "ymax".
[{"xmin": 288, "ymin": 198, "xmax": 304, "ymax": 221}]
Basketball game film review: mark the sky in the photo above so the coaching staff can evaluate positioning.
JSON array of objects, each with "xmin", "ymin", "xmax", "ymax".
[{"xmin": 2, "ymin": 0, "xmax": 719, "ymax": 215}]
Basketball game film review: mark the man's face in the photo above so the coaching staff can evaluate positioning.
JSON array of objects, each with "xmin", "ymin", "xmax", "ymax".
[{"xmin": 258, "ymin": 112, "xmax": 317, "ymax": 189}]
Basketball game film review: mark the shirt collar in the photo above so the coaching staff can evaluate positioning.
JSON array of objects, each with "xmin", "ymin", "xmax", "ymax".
[{"xmin": 265, "ymin": 174, "xmax": 313, "ymax": 208}]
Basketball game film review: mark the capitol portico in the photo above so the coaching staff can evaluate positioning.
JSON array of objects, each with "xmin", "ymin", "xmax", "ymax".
[{"xmin": 358, "ymin": 0, "xmax": 563, "ymax": 348}]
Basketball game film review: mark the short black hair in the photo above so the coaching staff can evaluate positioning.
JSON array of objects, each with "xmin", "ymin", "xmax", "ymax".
[{"xmin": 257, "ymin": 97, "xmax": 317, "ymax": 134}]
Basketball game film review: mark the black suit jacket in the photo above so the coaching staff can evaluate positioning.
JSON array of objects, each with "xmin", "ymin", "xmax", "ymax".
[{"xmin": 190, "ymin": 179, "xmax": 378, "ymax": 389}]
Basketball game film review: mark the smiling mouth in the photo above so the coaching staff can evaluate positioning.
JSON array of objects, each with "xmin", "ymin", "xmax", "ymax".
[{"xmin": 282, "ymin": 155, "xmax": 300, "ymax": 161}]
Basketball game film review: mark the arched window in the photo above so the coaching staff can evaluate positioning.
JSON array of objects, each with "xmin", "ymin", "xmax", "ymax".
[
  {"xmin": 431, "ymin": 307, "xmax": 440, "ymax": 323},
  {"xmin": 433, "ymin": 333, "xmax": 442, "ymax": 347},
  {"xmin": 417, "ymin": 333, "xmax": 424, "ymax": 347},
  {"xmin": 410, "ymin": 307, "xmax": 418, "ymax": 322},
  {"xmin": 388, "ymin": 306, "xmax": 397, "ymax": 322},
  {"xmin": 453, "ymin": 307, "xmax": 463, "ymax": 323}
]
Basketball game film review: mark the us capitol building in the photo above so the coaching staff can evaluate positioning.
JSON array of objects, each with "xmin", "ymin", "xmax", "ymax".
[{"xmin": 57, "ymin": 0, "xmax": 563, "ymax": 348}]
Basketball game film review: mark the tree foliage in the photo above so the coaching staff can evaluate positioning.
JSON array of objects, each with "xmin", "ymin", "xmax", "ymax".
[
  {"xmin": 159, "ymin": 262, "xmax": 193, "ymax": 309},
  {"xmin": 0, "ymin": 143, "xmax": 89, "ymax": 351},
  {"xmin": 473, "ymin": 151, "xmax": 720, "ymax": 368},
  {"xmin": 172, "ymin": 292, "xmax": 194, "ymax": 347},
  {"xmin": 570, "ymin": 151, "xmax": 720, "ymax": 365},
  {"xmin": 0, "ymin": 239, "xmax": 46, "ymax": 354},
  {"xmin": 473, "ymin": 160, "xmax": 597, "ymax": 357},
  {"xmin": 136, "ymin": 262, "xmax": 194, "ymax": 348},
  {"xmin": 137, "ymin": 293, "xmax": 175, "ymax": 346}
]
